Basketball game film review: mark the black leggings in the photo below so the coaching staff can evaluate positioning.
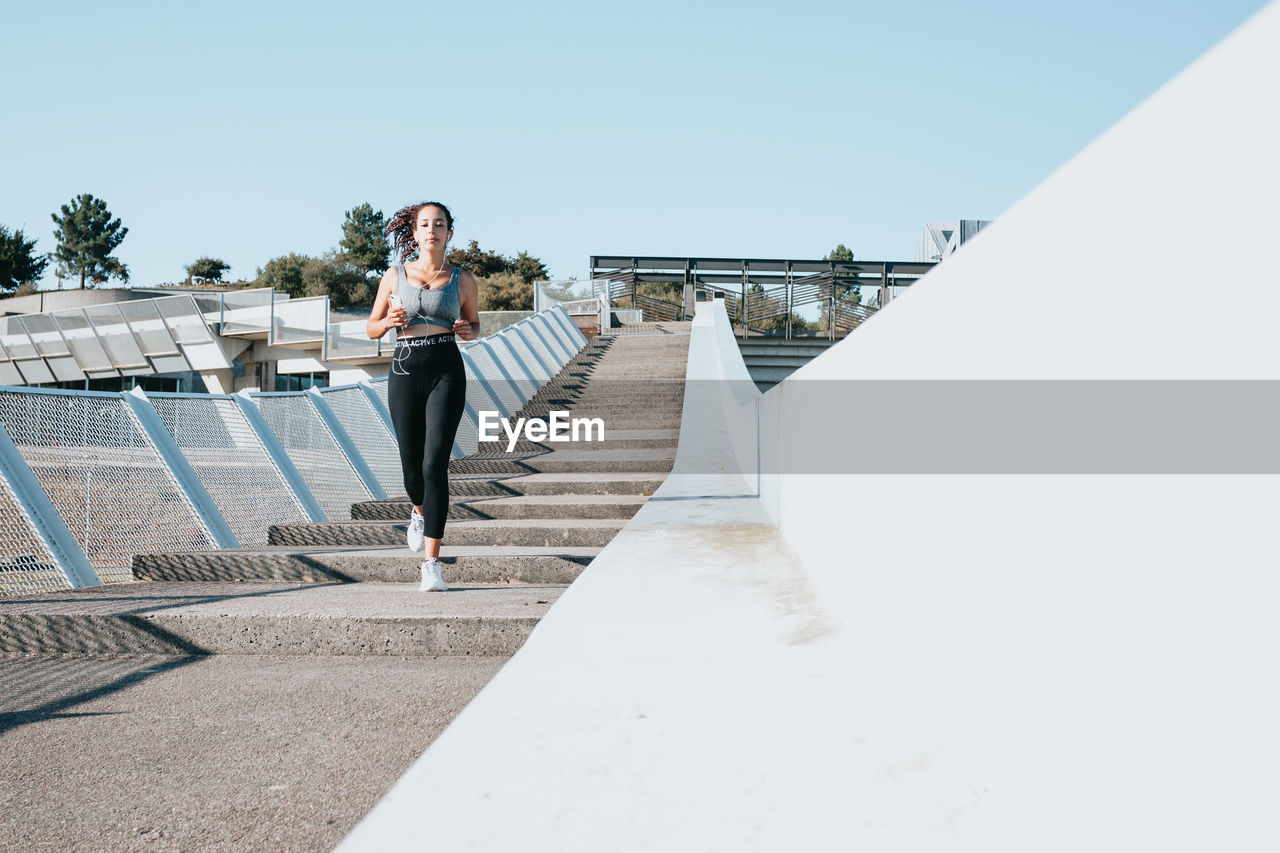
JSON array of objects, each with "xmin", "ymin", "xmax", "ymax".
[{"xmin": 387, "ymin": 333, "xmax": 467, "ymax": 539}]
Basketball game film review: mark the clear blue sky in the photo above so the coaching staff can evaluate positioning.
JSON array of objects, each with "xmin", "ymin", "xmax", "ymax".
[{"xmin": 1, "ymin": 0, "xmax": 1267, "ymax": 289}]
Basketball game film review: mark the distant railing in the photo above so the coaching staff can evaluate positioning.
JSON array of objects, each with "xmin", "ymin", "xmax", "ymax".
[
  {"xmin": 535, "ymin": 280, "xmax": 607, "ymax": 335},
  {"xmin": 0, "ymin": 306, "xmax": 588, "ymax": 598}
]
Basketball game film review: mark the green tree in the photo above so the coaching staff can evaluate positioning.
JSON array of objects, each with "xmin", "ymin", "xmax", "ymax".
[
  {"xmin": 256, "ymin": 252, "xmax": 375, "ymax": 308},
  {"xmin": 339, "ymin": 203, "xmax": 390, "ymax": 277},
  {"xmin": 478, "ymin": 271, "xmax": 533, "ymax": 311},
  {"xmin": 302, "ymin": 253, "xmax": 371, "ymax": 309},
  {"xmin": 446, "ymin": 240, "xmax": 510, "ymax": 278},
  {"xmin": 824, "ymin": 243, "xmax": 854, "ymax": 262},
  {"xmin": 50, "ymin": 193, "xmax": 129, "ymax": 288},
  {"xmin": 185, "ymin": 256, "xmax": 231, "ymax": 284},
  {"xmin": 254, "ymin": 253, "xmax": 311, "ymax": 298},
  {"xmin": 512, "ymin": 250, "xmax": 550, "ymax": 284},
  {"xmin": 0, "ymin": 225, "xmax": 49, "ymax": 294}
]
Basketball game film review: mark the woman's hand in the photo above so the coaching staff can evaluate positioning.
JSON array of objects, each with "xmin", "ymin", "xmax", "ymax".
[
  {"xmin": 386, "ymin": 305, "xmax": 408, "ymax": 330},
  {"xmin": 453, "ymin": 318, "xmax": 473, "ymax": 340}
]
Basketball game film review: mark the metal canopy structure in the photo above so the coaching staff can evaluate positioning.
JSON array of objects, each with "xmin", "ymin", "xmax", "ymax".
[{"xmin": 589, "ymin": 255, "xmax": 936, "ymax": 337}]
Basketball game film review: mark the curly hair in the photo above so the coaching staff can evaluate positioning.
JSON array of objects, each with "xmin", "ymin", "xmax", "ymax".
[{"xmin": 385, "ymin": 201, "xmax": 454, "ymax": 263}]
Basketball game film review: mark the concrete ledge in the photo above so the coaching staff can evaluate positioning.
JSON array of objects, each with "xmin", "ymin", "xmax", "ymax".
[
  {"xmin": 267, "ymin": 519, "xmax": 627, "ymax": 548},
  {"xmin": 0, "ymin": 583, "xmax": 564, "ymax": 656},
  {"xmin": 133, "ymin": 548, "xmax": 596, "ymax": 584},
  {"xmin": 351, "ymin": 494, "xmax": 647, "ymax": 522}
]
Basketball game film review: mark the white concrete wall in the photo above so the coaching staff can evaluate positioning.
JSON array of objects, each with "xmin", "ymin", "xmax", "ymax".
[{"xmin": 760, "ymin": 2, "xmax": 1280, "ymax": 847}]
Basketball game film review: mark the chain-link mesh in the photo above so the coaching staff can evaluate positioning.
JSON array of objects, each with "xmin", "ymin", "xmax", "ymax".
[
  {"xmin": 250, "ymin": 394, "xmax": 372, "ymax": 520},
  {"xmin": 315, "ymin": 387, "xmax": 403, "ymax": 497},
  {"xmin": 0, "ymin": 391, "xmax": 217, "ymax": 584},
  {"xmin": 0, "ymin": 469, "xmax": 68, "ymax": 596},
  {"xmin": 146, "ymin": 396, "xmax": 312, "ymax": 545},
  {"xmin": 463, "ymin": 342, "xmax": 530, "ymax": 414},
  {"xmin": 368, "ymin": 378, "xmax": 389, "ymax": 411}
]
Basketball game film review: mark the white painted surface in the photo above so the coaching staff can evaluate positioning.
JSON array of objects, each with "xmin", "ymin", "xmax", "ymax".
[
  {"xmin": 328, "ymin": 365, "xmax": 379, "ymax": 385},
  {"xmin": 342, "ymin": 4, "xmax": 1280, "ymax": 849},
  {"xmin": 767, "ymin": 1, "xmax": 1280, "ymax": 846}
]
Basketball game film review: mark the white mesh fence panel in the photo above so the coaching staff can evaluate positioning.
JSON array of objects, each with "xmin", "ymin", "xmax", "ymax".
[
  {"xmin": 146, "ymin": 396, "xmax": 311, "ymax": 546},
  {"xmin": 316, "ymin": 387, "xmax": 403, "ymax": 497},
  {"xmin": 250, "ymin": 394, "xmax": 372, "ymax": 520},
  {"xmin": 0, "ymin": 470, "xmax": 67, "ymax": 596},
  {"xmin": 0, "ymin": 391, "xmax": 217, "ymax": 583},
  {"xmin": 498, "ymin": 331, "xmax": 551, "ymax": 384},
  {"xmin": 463, "ymin": 342, "xmax": 527, "ymax": 414},
  {"xmin": 526, "ymin": 315, "xmax": 574, "ymax": 364},
  {"xmin": 547, "ymin": 305, "xmax": 589, "ymax": 348},
  {"xmin": 511, "ymin": 323, "xmax": 561, "ymax": 375},
  {"xmin": 483, "ymin": 339, "xmax": 540, "ymax": 405}
]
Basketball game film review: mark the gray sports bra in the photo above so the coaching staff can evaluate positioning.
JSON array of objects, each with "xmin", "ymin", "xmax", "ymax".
[{"xmin": 396, "ymin": 264, "xmax": 461, "ymax": 329}]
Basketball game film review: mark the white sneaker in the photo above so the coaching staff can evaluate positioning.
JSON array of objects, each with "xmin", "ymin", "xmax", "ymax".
[
  {"xmin": 407, "ymin": 510, "xmax": 425, "ymax": 552},
  {"xmin": 419, "ymin": 558, "xmax": 448, "ymax": 592}
]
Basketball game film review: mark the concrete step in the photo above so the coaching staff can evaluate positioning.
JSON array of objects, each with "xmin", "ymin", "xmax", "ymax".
[
  {"xmin": 368, "ymin": 472, "xmax": 667, "ymax": 500},
  {"xmin": 268, "ymin": 518, "xmax": 626, "ymax": 548},
  {"xmin": 0, "ymin": 582, "xmax": 565, "ymax": 656},
  {"xmin": 465, "ymin": 434, "xmax": 677, "ymax": 454},
  {"xmin": 736, "ymin": 341, "xmax": 838, "ymax": 358},
  {"xmin": 134, "ymin": 546, "xmax": 597, "ymax": 584},
  {"xmin": 741, "ymin": 355, "xmax": 815, "ymax": 369},
  {"xmin": 486, "ymin": 412, "xmax": 683, "ymax": 428},
  {"xmin": 351, "ymin": 494, "xmax": 646, "ymax": 521},
  {"xmin": 449, "ymin": 448, "xmax": 676, "ymax": 475},
  {"xmin": 525, "ymin": 392, "xmax": 686, "ymax": 404}
]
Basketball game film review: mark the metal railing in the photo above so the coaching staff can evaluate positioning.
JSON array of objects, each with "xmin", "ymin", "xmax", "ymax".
[{"xmin": 0, "ymin": 306, "xmax": 585, "ymax": 597}]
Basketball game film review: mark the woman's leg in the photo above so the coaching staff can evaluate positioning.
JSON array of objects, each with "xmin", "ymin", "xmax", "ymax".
[
  {"xmin": 419, "ymin": 353, "xmax": 467, "ymax": 550},
  {"xmin": 387, "ymin": 351, "xmax": 427, "ymax": 507}
]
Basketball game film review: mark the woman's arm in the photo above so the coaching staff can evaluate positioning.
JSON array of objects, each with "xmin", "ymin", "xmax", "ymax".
[
  {"xmin": 453, "ymin": 270, "xmax": 481, "ymax": 341},
  {"xmin": 367, "ymin": 267, "xmax": 406, "ymax": 339}
]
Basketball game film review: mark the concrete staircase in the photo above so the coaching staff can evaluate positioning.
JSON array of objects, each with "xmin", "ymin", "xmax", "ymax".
[
  {"xmin": 737, "ymin": 336, "xmax": 840, "ymax": 391},
  {"xmin": 0, "ymin": 327, "xmax": 691, "ymax": 851}
]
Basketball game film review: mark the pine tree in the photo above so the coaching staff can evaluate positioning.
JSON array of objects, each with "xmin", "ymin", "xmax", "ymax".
[
  {"xmin": 0, "ymin": 225, "xmax": 49, "ymax": 293},
  {"xmin": 338, "ymin": 203, "xmax": 390, "ymax": 277},
  {"xmin": 50, "ymin": 194, "xmax": 129, "ymax": 288}
]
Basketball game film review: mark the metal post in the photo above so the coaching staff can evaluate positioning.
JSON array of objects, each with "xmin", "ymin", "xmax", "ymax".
[
  {"xmin": 305, "ymin": 387, "xmax": 387, "ymax": 500},
  {"xmin": 123, "ymin": 387, "xmax": 240, "ymax": 548},
  {"xmin": 320, "ymin": 295, "xmax": 331, "ymax": 361},
  {"xmin": 0, "ymin": 421, "xmax": 101, "ymax": 588},
  {"xmin": 232, "ymin": 391, "xmax": 328, "ymax": 522},
  {"xmin": 778, "ymin": 258, "xmax": 788, "ymax": 338}
]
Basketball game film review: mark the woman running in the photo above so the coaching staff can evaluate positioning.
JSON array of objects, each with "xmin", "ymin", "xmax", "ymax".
[{"xmin": 367, "ymin": 201, "xmax": 479, "ymax": 591}]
